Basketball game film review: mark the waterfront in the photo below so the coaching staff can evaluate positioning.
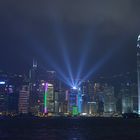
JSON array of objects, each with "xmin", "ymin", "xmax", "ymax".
[{"xmin": 0, "ymin": 117, "xmax": 140, "ymax": 140}]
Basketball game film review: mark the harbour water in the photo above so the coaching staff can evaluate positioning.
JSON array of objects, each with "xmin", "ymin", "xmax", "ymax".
[{"xmin": 0, "ymin": 117, "xmax": 140, "ymax": 140}]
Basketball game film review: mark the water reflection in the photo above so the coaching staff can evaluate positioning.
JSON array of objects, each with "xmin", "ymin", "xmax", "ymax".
[
  {"xmin": 1, "ymin": 128, "xmax": 89, "ymax": 140},
  {"xmin": 0, "ymin": 118, "xmax": 140, "ymax": 140}
]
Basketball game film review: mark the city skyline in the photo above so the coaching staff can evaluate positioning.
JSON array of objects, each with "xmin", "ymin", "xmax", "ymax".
[
  {"xmin": 0, "ymin": 0, "xmax": 139, "ymax": 78},
  {"xmin": 0, "ymin": 1, "xmax": 140, "ymax": 140},
  {"xmin": 0, "ymin": 0, "xmax": 139, "ymax": 117}
]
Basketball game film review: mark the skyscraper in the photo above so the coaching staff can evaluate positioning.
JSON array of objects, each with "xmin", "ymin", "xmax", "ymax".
[
  {"xmin": 137, "ymin": 35, "xmax": 140, "ymax": 114},
  {"xmin": 18, "ymin": 85, "xmax": 30, "ymax": 114},
  {"xmin": 81, "ymin": 81, "xmax": 94, "ymax": 114},
  {"xmin": 104, "ymin": 84, "xmax": 116, "ymax": 114},
  {"xmin": 45, "ymin": 83, "xmax": 54, "ymax": 114},
  {"xmin": 94, "ymin": 83, "xmax": 104, "ymax": 114},
  {"xmin": 29, "ymin": 60, "xmax": 39, "ymax": 115},
  {"xmin": 29, "ymin": 59, "xmax": 38, "ymax": 84},
  {"xmin": 46, "ymin": 71, "xmax": 59, "ymax": 90},
  {"xmin": 121, "ymin": 83, "xmax": 133, "ymax": 113},
  {"xmin": 0, "ymin": 81, "xmax": 8, "ymax": 115},
  {"xmin": 68, "ymin": 87, "xmax": 80, "ymax": 115}
]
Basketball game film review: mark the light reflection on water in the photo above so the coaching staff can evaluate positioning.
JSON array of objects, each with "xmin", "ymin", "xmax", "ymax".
[
  {"xmin": 0, "ymin": 118, "xmax": 140, "ymax": 140},
  {"xmin": 0, "ymin": 128, "xmax": 89, "ymax": 140}
]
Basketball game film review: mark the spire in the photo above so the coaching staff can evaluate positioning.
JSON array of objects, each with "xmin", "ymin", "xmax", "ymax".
[
  {"xmin": 137, "ymin": 35, "xmax": 140, "ymax": 48},
  {"xmin": 138, "ymin": 35, "xmax": 140, "ymax": 41},
  {"xmin": 33, "ymin": 59, "xmax": 37, "ymax": 68}
]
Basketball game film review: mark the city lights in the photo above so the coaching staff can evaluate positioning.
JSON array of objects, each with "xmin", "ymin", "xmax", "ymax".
[
  {"xmin": 0, "ymin": 81, "xmax": 6, "ymax": 85},
  {"xmin": 44, "ymin": 83, "xmax": 48, "ymax": 114},
  {"xmin": 0, "ymin": 1, "xmax": 140, "ymax": 139},
  {"xmin": 137, "ymin": 34, "xmax": 140, "ymax": 114},
  {"xmin": 72, "ymin": 86, "xmax": 77, "ymax": 90}
]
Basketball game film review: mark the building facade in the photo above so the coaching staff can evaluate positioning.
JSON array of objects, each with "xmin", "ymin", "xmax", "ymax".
[{"xmin": 18, "ymin": 85, "xmax": 30, "ymax": 114}]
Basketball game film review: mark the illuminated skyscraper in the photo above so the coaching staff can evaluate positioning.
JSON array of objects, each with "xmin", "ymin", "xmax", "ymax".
[
  {"xmin": 0, "ymin": 73, "xmax": 24, "ymax": 114},
  {"xmin": 104, "ymin": 84, "xmax": 116, "ymax": 114},
  {"xmin": 18, "ymin": 85, "xmax": 30, "ymax": 114},
  {"xmin": 121, "ymin": 83, "xmax": 133, "ymax": 113},
  {"xmin": 57, "ymin": 89, "xmax": 67, "ymax": 114},
  {"xmin": 0, "ymin": 81, "xmax": 8, "ymax": 114},
  {"xmin": 38, "ymin": 82, "xmax": 56, "ymax": 115},
  {"xmin": 137, "ymin": 35, "xmax": 140, "ymax": 114},
  {"xmin": 131, "ymin": 83, "xmax": 138, "ymax": 113},
  {"xmin": 45, "ymin": 83, "xmax": 54, "ymax": 113},
  {"xmin": 81, "ymin": 81, "xmax": 94, "ymax": 114},
  {"xmin": 54, "ymin": 90, "xmax": 59, "ymax": 114},
  {"xmin": 68, "ymin": 87, "xmax": 81, "ymax": 115},
  {"xmin": 94, "ymin": 83, "xmax": 104, "ymax": 114},
  {"xmin": 29, "ymin": 60, "xmax": 39, "ymax": 115},
  {"xmin": 46, "ymin": 71, "xmax": 58, "ymax": 90},
  {"xmin": 37, "ymin": 81, "xmax": 46, "ymax": 114},
  {"xmin": 29, "ymin": 59, "xmax": 38, "ymax": 84}
]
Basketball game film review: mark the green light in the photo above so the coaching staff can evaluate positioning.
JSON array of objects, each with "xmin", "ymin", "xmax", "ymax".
[
  {"xmin": 44, "ymin": 92, "xmax": 48, "ymax": 112},
  {"xmin": 72, "ymin": 106, "xmax": 78, "ymax": 116},
  {"xmin": 44, "ymin": 83, "xmax": 48, "ymax": 113}
]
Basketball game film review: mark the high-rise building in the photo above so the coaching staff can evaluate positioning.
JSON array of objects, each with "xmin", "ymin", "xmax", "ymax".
[
  {"xmin": 18, "ymin": 85, "xmax": 30, "ymax": 114},
  {"xmin": 0, "ymin": 81, "xmax": 8, "ymax": 115},
  {"xmin": 7, "ymin": 84, "xmax": 18, "ymax": 114},
  {"xmin": 38, "ymin": 82, "xmax": 56, "ymax": 115},
  {"xmin": 87, "ymin": 102, "xmax": 97, "ymax": 115},
  {"xmin": 29, "ymin": 60, "xmax": 39, "ymax": 115},
  {"xmin": 54, "ymin": 90, "xmax": 59, "ymax": 114},
  {"xmin": 29, "ymin": 59, "xmax": 38, "ymax": 84},
  {"xmin": 94, "ymin": 83, "xmax": 104, "ymax": 114},
  {"xmin": 8, "ymin": 74, "xmax": 24, "ymax": 114},
  {"xmin": 68, "ymin": 87, "xmax": 81, "ymax": 115},
  {"xmin": 46, "ymin": 71, "xmax": 59, "ymax": 90},
  {"xmin": 57, "ymin": 89, "xmax": 67, "ymax": 114},
  {"xmin": 131, "ymin": 83, "xmax": 138, "ymax": 113},
  {"xmin": 121, "ymin": 83, "xmax": 133, "ymax": 113},
  {"xmin": 81, "ymin": 81, "xmax": 94, "ymax": 114},
  {"xmin": 81, "ymin": 81, "xmax": 88, "ymax": 114},
  {"xmin": 47, "ymin": 83, "xmax": 54, "ymax": 113},
  {"xmin": 137, "ymin": 34, "xmax": 140, "ymax": 114},
  {"xmin": 38, "ymin": 81, "xmax": 46, "ymax": 115},
  {"xmin": 103, "ymin": 84, "xmax": 116, "ymax": 114},
  {"xmin": 44, "ymin": 83, "xmax": 54, "ymax": 114}
]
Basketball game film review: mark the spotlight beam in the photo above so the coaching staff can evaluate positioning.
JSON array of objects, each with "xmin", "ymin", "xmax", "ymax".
[
  {"xmin": 20, "ymin": 26, "xmax": 71, "ymax": 85},
  {"xmin": 33, "ymin": 44, "xmax": 71, "ymax": 85},
  {"xmin": 53, "ymin": 22, "xmax": 74, "ymax": 86},
  {"xmin": 75, "ymin": 28, "xmax": 94, "ymax": 85},
  {"xmin": 78, "ymin": 46, "xmax": 120, "ymax": 86}
]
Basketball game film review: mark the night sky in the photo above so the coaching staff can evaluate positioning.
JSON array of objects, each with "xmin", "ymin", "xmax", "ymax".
[{"xmin": 0, "ymin": 0, "xmax": 140, "ymax": 79}]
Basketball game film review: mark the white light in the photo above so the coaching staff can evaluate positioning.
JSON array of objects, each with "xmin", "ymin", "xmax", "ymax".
[
  {"xmin": 0, "ymin": 81, "xmax": 5, "ymax": 85},
  {"xmin": 42, "ymin": 83, "xmax": 45, "ymax": 86},
  {"xmin": 72, "ymin": 86, "xmax": 77, "ymax": 90},
  {"xmin": 138, "ymin": 35, "xmax": 140, "ymax": 41},
  {"xmin": 81, "ymin": 113, "xmax": 87, "ymax": 116}
]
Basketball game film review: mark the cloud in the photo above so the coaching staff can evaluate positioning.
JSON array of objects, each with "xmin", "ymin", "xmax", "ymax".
[{"xmin": 0, "ymin": 0, "xmax": 138, "ymax": 34}]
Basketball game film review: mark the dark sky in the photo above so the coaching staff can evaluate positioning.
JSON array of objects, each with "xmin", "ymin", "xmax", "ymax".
[{"xmin": 0, "ymin": 0, "xmax": 140, "ymax": 78}]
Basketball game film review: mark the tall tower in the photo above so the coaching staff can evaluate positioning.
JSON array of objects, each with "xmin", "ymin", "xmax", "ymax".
[
  {"xmin": 29, "ymin": 59, "xmax": 38, "ymax": 115},
  {"xmin": 29, "ymin": 59, "xmax": 38, "ymax": 84},
  {"xmin": 33, "ymin": 59, "xmax": 37, "ymax": 68},
  {"xmin": 137, "ymin": 35, "xmax": 140, "ymax": 114},
  {"xmin": 18, "ymin": 85, "xmax": 30, "ymax": 114}
]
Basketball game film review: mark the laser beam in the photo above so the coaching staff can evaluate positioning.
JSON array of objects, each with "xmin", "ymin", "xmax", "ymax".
[
  {"xmin": 75, "ymin": 27, "xmax": 94, "ymax": 85},
  {"xmin": 52, "ymin": 22, "xmax": 74, "ymax": 86},
  {"xmin": 78, "ymin": 45, "xmax": 120, "ymax": 86}
]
